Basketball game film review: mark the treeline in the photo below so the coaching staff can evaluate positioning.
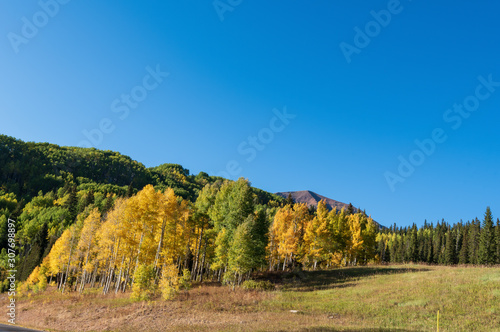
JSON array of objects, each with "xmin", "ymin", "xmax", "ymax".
[
  {"xmin": 0, "ymin": 134, "xmax": 237, "ymax": 203},
  {"xmin": 16, "ymin": 178, "xmax": 378, "ymax": 299},
  {"xmin": 377, "ymin": 207, "xmax": 500, "ymax": 265}
]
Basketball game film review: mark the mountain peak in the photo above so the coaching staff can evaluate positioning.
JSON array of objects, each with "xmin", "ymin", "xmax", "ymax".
[{"xmin": 275, "ymin": 190, "xmax": 353, "ymax": 212}]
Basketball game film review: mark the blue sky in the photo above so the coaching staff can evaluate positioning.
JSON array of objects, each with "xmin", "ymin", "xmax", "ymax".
[{"xmin": 1, "ymin": 0, "xmax": 499, "ymax": 227}]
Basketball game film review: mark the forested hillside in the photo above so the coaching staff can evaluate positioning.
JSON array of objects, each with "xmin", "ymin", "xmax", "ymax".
[{"xmin": 0, "ymin": 134, "xmax": 281, "ymax": 282}]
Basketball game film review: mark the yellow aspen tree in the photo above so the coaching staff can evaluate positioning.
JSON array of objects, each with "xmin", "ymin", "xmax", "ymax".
[
  {"xmin": 269, "ymin": 205, "xmax": 292, "ymax": 269},
  {"xmin": 347, "ymin": 213, "xmax": 364, "ymax": 265},
  {"xmin": 159, "ymin": 263, "xmax": 180, "ymax": 300},
  {"xmin": 97, "ymin": 198, "xmax": 128, "ymax": 294},
  {"xmin": 124, "ymin": 185, "xmax": 162, "ymax": 286},
  {"xmin": 271, "ymin": 203, "xmax": 310, "ymax": 270},
  {"xmin": 44, "ymin": 223, "xmax": 80, "ymax": 292},
  {"xmin": 46, "ymin": 228, "xmax": 72, "ymax": 278},
  {"xmin": 303, "ymin": 200, "xmax": 330, "ymax": 269},
  {"xmin": 76, "ymin": 208, "xmax": 101, "ymax": 292},
  {"xmin": 167, "ymin": 198, "xmax": 192, "ymax": 272},
  {"xmin": 330, "ymin": 208, "xmax": 349, "ymax": 266},
  {"xmin": 154, "ymin": 188, "xmax": 177, "ymax": 269},
  {"xmin": 286, "ymin": 203, "xmax": 310, "ymax": 268},
  {"xmin": 158, "ymin": 191, "xmax": 191, "ymax": 268},
  {"xmin": 177, "ymin": 199, "xmax": 194, "ymax": 271},
  {"xmin": 135, "ymin": 184, "xmax": 163, "ymax": 264},
  {"xmin": 266, "ymin": 227, "xmax": 279, "ymax": 271},
  {"xmin": 360, "ymin": 215, "xmax": 377, "ymax": 264}
]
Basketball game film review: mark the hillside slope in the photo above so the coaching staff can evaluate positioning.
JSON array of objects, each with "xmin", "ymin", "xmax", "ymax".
[{"xmin": 0, "ymin": 134, "xmax": 283, "ymax": 280}]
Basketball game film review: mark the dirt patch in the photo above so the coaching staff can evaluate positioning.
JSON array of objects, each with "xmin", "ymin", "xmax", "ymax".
[{"xmin": 1, "ymin": 285, "xmax": 342, "ymax": 332}]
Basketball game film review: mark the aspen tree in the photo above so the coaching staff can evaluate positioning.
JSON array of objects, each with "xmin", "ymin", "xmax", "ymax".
[
  {"xmin": 346, "ymin": 213, "xmax": 364, "ymax": 265},
  {"xmin": 76, "ymin": 208, "xmax": 101, "ymax": 293},
  {"xmin": 303, "ymin": 200, "xmax": 330, "ymax": 269}
]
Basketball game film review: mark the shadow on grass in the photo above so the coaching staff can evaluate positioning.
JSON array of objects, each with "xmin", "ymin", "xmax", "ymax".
[{"xmin": 270, "ymin": 266, "xmax": 430, "ymax": 292}]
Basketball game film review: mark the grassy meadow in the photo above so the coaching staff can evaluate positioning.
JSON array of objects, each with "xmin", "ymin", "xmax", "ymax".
[{"xmin": 3, "ymin": 264, "xmax": 499, "ymax": 331}]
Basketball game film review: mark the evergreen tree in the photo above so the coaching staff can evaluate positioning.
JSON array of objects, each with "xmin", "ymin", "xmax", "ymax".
[
  {"xmin": 468, "ymin": 218, "xmax": 480, "ymax": 264},
  {"xmin": 444, "ymin": 231, "xmax": 456, "ymax": 265},
  {"xmin": 426, "ymin": 235, "xmax": 434, "ymax": 264},
  {"xmin": 496, "ymin": 219, "xmax": 500, "ymax": 264},
  {"xmin": 384, "ymin": 241, "xmax": 391, "ymax": 263},
  {"xmin": 458, "ymin": 227, "xmax": 468, "ymax": 264},
  {"xmin": 478, "ymin": 207, "xmax": 495, "ymax": 264},
  {"xmin": 65, "ymin": 185, "xmax": 78, "ymax": 222},
  {"xmin": 377, "ymin": 239, "xmax": 386, "ymax": 262},
  {"xmin": 408, "ymin": 224, "xmax": 418, "ymax": 262},
  {"xmin": 433, "ymin": 228, "xmax": 441, "ymax": 264},
  {"xmin": 389, "ymin": 236, "xmax": 398, "ymax": 263},
  {"xmin": 126, "ymin": 183, "xmax": 134, "ymax": 198},
  {"xmin": 347, "ymin": 203, "xmax": 355, "ymax": 215},
  {"xmin": 101, "ymin": 192, "xmax": 114, "ymax": 214}
]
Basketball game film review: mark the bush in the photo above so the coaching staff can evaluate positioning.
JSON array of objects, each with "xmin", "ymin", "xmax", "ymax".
[
  {"xmin": 179, "ymin": 269, "xmax": 192, "ymax": 291},
  {"xmin": 159, "ymin": 264, "xmax": 179, "ymax": 300},
  {"xmin": 160, "ymin": 267, "xmax": 192, "ymax": 300},
  {"xmin": 131, "ymin": 264, "xmax": 156, "ymax": 301},
  {"xmin": 241, "ymin": 279, "xmax": 274, "ymax": 291}
]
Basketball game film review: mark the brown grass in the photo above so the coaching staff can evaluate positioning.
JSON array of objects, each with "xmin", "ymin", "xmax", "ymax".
[
  {"xmin": 1, "ymin": 284, "xmax": 304, "ymax": 332},
  {"xmin": 2, "ymin": 265, "xmax": 499, "ymax": 331}
]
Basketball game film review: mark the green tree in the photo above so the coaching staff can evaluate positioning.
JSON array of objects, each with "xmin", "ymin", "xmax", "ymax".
[
  {"xmin": 468, "ymin": 218, "xmax": 480, "ymax": 264},
  {"xmin": 458, "ymin": 227, "xmax": 468, "ymax": 264},
  {"xmin": 433, "ymin": 227, "xmax": 442, "ymax": 264},
  {"xmin": 496, "ymin": 219, "xmax": 500, "ymax": 264},
  {"xmin": 444, "ymin": 231, "xmax": 456, "ymax": 265},
  {"xmin": 131, "ymin": 264, "xmax": 156, "ymax": 301},
  {"xmin": 208, "ymin": 178, "xmax": 255, "ymax": 277},
  {"xmin": 478, "ymin": 207, "xmax": 495, "ymax": 264},
  {"xmin": 226, "ymin": 215, "xmax": 264, "ymax": 286},
  {"xmin": 389, "ymin": 236, "xmax": 399, "ymax": 263},
  {"xmin": 407, "ymin": 224, "xmax": 418, "ymax": 262}
]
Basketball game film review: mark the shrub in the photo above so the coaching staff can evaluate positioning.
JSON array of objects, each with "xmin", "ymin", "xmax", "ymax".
[
  {"xmin": 160, "ymin": 266, "xmax": 192, "ymax": 300},
  {"xmin": 159, "ymin": 264, "xmax": 179, "ymax": 300},
  {"xmin": 131, "ymin": 264, "xmax": 156, "ymax": 301},
  {"xmin": 241, "ymin": 279, "xmax": 274, "ymax": 291},
  {"xmin": 179, "ymin": 269, "xmax": 192, "ymax": 291}
]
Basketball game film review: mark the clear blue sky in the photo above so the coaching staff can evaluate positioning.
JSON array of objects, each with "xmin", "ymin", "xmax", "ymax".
[{"xmin": 1, "ymin": 1, "xmax": 500, "ymax": 228}]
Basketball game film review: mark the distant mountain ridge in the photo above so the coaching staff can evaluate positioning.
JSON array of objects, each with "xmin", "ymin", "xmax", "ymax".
[
  {"xmin": 276, "ymin": 190, "xmax": 385, "ymax": 229},
  {"xmin": 275, "ymin": 190, "xmax": 355, "ymax": 212}
]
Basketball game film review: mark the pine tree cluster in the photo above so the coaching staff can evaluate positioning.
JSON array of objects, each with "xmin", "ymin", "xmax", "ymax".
[{"xmin": 377, "ymin": 207, "xmax": 500, "ymax": 265}]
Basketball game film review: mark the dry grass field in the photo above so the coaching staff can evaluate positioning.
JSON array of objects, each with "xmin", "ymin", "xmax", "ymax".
[{"xmin": 2, "ymin": 264, "xmax": 499, "ymax": 331}]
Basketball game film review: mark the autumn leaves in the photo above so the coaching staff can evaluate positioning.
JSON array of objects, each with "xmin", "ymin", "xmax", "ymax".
[
  {"xmin": 269, "ymin": 201, "xmax": 378, "ymax": 271},
  {"xmin": 22, "ymin": 178, "xmax": 378, "ymax": 299}
]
